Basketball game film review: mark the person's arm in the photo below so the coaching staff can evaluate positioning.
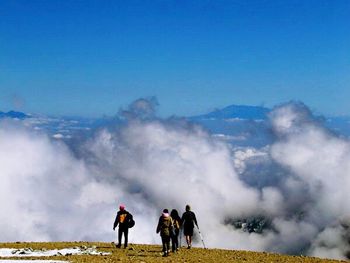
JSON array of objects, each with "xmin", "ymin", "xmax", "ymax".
[
  {"xmin": 156, "ymin": 217, "xmax": 162, "ymax": 233},
  {"xmin": 181, "ymin": 213, "xmax": 185, "ymax": 226},
  {"xmin": 178, "ymin": 216, "xmax": 183, "ymax": 228},
  {"xmin": 193, "ymin": 212, "xmax": 198, "ymax": 228},
  {"xmin": 113, "ymin": 213, "xmax": 120, "ymax": 230}
]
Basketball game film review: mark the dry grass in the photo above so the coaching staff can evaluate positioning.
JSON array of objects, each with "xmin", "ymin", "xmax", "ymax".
[{"xmin": 0, "ymin": 242, "xmax": 347, "ymax": 263}]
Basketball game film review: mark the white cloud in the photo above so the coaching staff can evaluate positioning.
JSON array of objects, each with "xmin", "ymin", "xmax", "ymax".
[{"xmin": 1, "ymin": 100, "xmax": 350, "ymax": 260}]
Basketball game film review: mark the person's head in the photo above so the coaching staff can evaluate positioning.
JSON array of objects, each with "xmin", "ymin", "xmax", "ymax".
[
  {"xmin": 171, "ymin": 209, "xmax": 179, "ymax": 218},
  {"xmin": 185, "ymin": 205, "xmax": 191, "ymax": 211},
  {"xmin": 119, "ymin": 204, "xmax": 125, "ymax": 211},
  {"xmin": 162, "ymin": 208, "xmax": 169, "ymax": 217}
]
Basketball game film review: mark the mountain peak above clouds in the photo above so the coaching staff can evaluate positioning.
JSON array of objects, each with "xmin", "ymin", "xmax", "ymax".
[
  {"xmin": 0, "ymin": 110, "xmax": 30, "ymax": 119},
  {"xmin": 188, "ymin": 104, "xmax": 273, "ymax": 147},
  {"xmin": 192, "ymin": 104, "xmax": 271, "ymax": 120}
]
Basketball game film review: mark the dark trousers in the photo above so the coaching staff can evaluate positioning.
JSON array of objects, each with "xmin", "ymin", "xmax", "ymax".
[
  {"xmin": 161, "ymin": 235, "xmax": 170, "ymax": 253},
  {"xmin": 171, "ymin": 233, "xmax": 179, "ymax": 251},
  {"xmin": 118, "ymin": 226, "xmax": 129, "ymax": 247}
]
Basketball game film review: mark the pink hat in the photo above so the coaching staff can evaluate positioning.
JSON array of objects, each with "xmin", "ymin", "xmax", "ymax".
[{"xmin": 119, "ymin": 204, "xmax": 125, "ymax": 210}]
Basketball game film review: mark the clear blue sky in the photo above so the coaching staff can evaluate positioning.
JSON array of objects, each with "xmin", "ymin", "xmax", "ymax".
[{"xmin": 0, "ymin": 0, "xmax": 349, "ymax": 117}]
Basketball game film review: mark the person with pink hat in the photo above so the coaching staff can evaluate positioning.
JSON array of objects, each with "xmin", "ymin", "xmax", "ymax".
[
  {"xmin": 113, "ymin": 204, "xmax": 134, "ymax": 248},
  {"xmin": 156, "ymin": 208, "xmax": 174, "ymax": 257}
]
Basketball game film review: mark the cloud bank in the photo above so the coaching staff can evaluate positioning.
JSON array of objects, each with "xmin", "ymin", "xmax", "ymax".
[{"xmin": 1, "ymin": 100, "xmax": 350, "ymax": 260}]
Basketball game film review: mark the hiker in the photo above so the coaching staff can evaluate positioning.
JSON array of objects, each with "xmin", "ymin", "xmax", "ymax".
[
  {"xmin": 170, "ymin": 209, "xmax": 181, "ymax": 252},
  {"xmin": 181, "ymin": 204, "xmax": 198, "ymax": 249},
  {"xmin": 113, "ymin": 204, "xmax": 133, "ymax": 248},
  {"xmin": 156, "ymin": 209, "xmax": 174, "ymax": 257}
]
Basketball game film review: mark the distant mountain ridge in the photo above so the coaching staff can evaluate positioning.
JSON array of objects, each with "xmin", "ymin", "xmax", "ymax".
[
  {"xmin": 2, "ymin": 105, "xmax": 350, "ymax": 140},
  {"xmin": 0, "ymin": 110, "xmax": 29, "ymax": 119},
  {"xmin": 191, "ymin": 105, "xmax": 271, "ymax": 120}
]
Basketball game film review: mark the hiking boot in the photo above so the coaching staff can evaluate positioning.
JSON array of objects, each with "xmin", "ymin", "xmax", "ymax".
[
  {"xmin": 162, "ymin": 252, "xmax": 168, "ymax": 257},
  {"xmin": 116, "ymin": 244, "xmax": 121, "ymax": 248},
  {"xmin": 187, "ymin": 245, "xmax": 191, "ymax": 249}
]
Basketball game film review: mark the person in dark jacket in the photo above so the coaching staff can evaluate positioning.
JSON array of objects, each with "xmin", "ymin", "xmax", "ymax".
[
  {"xmin": 170, "ymin": 209, "xmax": 181, "ymax": 252},
  {"xmin": 181, "ymin": 204, "xmax": 198, "ymax": 249},
  {"xmin": 156, "ymin": 209, "xmax": 173, "ymax": 257},
  {"xmin": 113, "ymin": 204, "xmax": 132, "ymax": 248}
]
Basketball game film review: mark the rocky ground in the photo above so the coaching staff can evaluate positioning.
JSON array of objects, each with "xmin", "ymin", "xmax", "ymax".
[{"xmin": 0, "ymin": 242, "xmax": 347, "ymax": 263}]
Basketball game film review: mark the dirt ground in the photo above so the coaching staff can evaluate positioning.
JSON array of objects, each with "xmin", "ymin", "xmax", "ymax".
[{"xmin": 0, "ymin": 242, "xmax": 347, "ymax": 263}]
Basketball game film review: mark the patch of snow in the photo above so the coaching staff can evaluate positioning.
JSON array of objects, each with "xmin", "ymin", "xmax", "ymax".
[
  {"xmin": 52, "ymin": 134, "xmax": 64, "ymax": 139},
  {"xmin": 0, "ymin": 247, "xmax": 110, "ymax": 257},
  {"xmin": 224, "ymin": 118, "xmax": 244, "ymax": 122},
  {"xmin": 213, "ymin": 134, "xmax": 247, "ymax": 141},
  {"xmin": 0, "ymin": 260, "xmax": 68, "ymax": 263}
]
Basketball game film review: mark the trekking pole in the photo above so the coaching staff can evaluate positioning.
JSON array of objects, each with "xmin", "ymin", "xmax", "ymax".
[{"xmin": 196, "ymin": 225, "xmax": 206, "ymax": 249}]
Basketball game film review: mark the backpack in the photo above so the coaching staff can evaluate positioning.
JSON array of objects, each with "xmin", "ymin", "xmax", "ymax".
[
  {"xmin": 170, "ymin": 218, "xmax": 176, "ymax": 236},
  {"xmin": 128, "ymin": 215, "xmax": 135, "ymax": 228},
  {"xmin": 173, "ymin": 218, "xmax": 180, "ymax": 230},
  {"xmin": 160, "ymin": 216, "xmax": 172, "ymax": 236}
]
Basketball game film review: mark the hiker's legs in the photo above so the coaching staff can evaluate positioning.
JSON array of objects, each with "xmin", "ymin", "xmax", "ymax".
[
  {"xmin": 123, "ymin": 228, "xmax": 129, "ymax": 248},
  {"xmin": 185, "ymin": 235, "xmax": 192, "ymax": 248},
  {"xmin": 161, "ymin": 235, "xmax": 169, "ymax": 256},
  {"xmin": 175, "ymin": 233, "xmax": 179, "ymax": 250},
  {"xmin": 184, "ymin": 227, "xmax": 193, "ymax": 248},
  {"xmin": 117, "ymin": 228, "xmax": 122, "ymax": 247},
  {"xmin": 164, "ymin": 235, "xmax": 170, "ymax": 254},
  {"xmin": 171, "ymin": 235, "xmax": 179, "ymax": 252},
  {"xmin": 171, "ymin": 235, "xmax": 177, "ymax": 252},
  {"xmin": 161, "ymin": 235, "xmax": 166, "ymax": 252}
]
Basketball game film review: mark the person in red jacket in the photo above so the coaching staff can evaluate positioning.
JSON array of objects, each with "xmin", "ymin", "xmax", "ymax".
[{"xmin": 113, "ymin": 204, "xmax": 133, "ymax": 248}]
